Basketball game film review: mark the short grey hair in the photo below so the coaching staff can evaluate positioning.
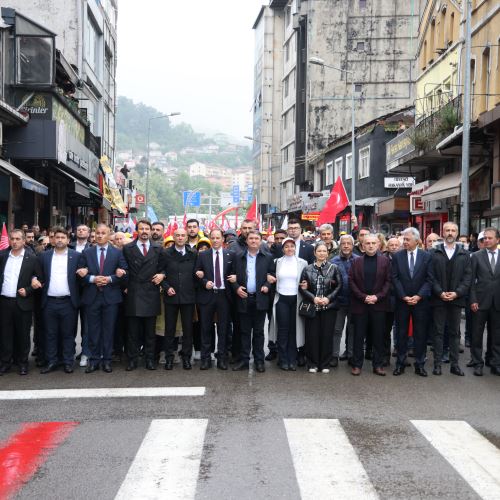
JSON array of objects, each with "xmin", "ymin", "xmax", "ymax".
[
  {"xmin": 402, "ymin": 227, "xmax": 420, "ymax": 241},
  {"xmin": 339, "ymin": 234, "xmax": 355, "ymax": 245},
  {"xmin": 318, "ymin": 224, "xmax": 333, "ymax": 233}
]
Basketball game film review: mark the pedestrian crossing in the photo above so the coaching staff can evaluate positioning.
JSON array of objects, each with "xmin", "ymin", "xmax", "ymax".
[{"xmin": 1, "ymin": 418, "xmax": 499, "ymax": 499}]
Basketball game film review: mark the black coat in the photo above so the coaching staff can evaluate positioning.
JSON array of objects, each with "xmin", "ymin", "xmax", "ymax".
[
  {"xmin": 194, "ymin": 248, "xmax": 233, "ymax": 304},
  {"xmin": 297, "ymin": 240, "xmax": 315, "ymax": 264},
  {"xmin": 470, "ymin": 248, "xmax": 500, "ymax": 311},
  {"xmin": 392, "ymin": 248, "xmax": 433, "ymax": 301},
  {"xmin": 431, "ymin": 244, "xmax": 472, "ymax": 307},
  {"xmin": 299, "ymin": 261, "xmax": 343, "ymax": 310},
  {"xmin": 163, "ymin": 245, "xmax": 198, "ymax": 305},
  {"xmin": 122, "ymin": 241, "xmax": 167, "ymax": 316}
]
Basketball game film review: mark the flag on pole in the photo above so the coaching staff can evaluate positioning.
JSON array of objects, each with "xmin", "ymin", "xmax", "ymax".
[
  {"xmin": 244, "ymin": 198, "xmax": 259, "ymax": 228},
  {"xmin": 266, "ymin": 220, "xmax": 273, "ymax": 236},
  {"xmin": 0, "ymin": 223, "xmax": 8, "ymax": 250},
  {"xmin": 172, "ymin": 216, "xmax": 179, "ymax": 232},
  {"xmin": 316, "ymin": 176, "xmax": 349, "ymax": 226},
  {"xmin": 182, "ymin": 212, "xmax": 187, "ymax": 229},
  {"xmin": 280, "ymin": 215, "xmax": 288, "ymax": 230}
]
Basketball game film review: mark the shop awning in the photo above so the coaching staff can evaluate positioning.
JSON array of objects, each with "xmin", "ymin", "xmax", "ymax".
[
  {"xmin": 55, "ymin": 167, "xmax": 90, "ymax": 198},
  {"xmin": 355, "ymin": 197, "xmax": 384, "ymax": 207},
  {"xmin": 0, "ymin": 158, "xmax": 48, "ymax": 195},
  {"xmin": 421, "ymin": 165, "xmax": 483, "ymax": 203}
]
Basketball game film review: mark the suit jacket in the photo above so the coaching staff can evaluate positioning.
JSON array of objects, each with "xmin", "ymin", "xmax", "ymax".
[
  {"xmin": 0, "ymin": 249, "xmax": 43, "ymax": 311},
  {"xmin": 392, "ymin": 248, "xmax": 433, "ymax": 304},
  {"xmin": 79, "ymin": 245, "xmax": 128, "ymax": 306},
  {"xmin": 470, "ymin": 248, "xmax": 500, "ymax": 311},
  {"xmin": 162, "ymin": 245, "xmax": 198, "ymax": 305},
  {"xmin": 297, "ymin": 240, "xmax": 315, "ymax": 264},
  {"xmin": 122, "ymin": 240, "xmax": 166, "ymax": 316},
  {"xmin": 230, "ymin": 249, "xmax": 275, "ymax": 313},
  {"xmin": 195, "ymin": 248, "xmax": 233, "ymax": 304},
  {"xmin": 38, "ymin": 248, "xmax": 81, "ymax": 309},
  {"xmin": 349, "ymin": 253, "xmax": 392, "ymax": 314}
]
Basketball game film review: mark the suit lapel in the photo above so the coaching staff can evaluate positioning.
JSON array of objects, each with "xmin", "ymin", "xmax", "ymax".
[{"xmin": 411, "ymin": 249, "xmax": 422, "ymax": 278}]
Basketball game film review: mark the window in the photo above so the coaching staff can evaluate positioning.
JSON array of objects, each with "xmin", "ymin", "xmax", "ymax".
[
  {"xmin": 345, "ymin": 153, "xmax": 352, "ymax": 179},
  {"xmin": 334, "ymin": 157, "xmax": 343, "ymax": 181},
  {"xmin": 283, "ymin": 111, "xmax": 288, "ymax": 131},
  {"xmin": 283, "ymin": 146, "xmax": 289, "ymax": 163},
  {"xmin": 17, "ymin": 36, "xmax": 54, "ymax": 84},
  {"xmin": 285, "ymin": 40, "xmax": 290, "ymax": 62},
  {"xmin": 355, "ymin": 83, "xmax": 363, "ymax": 93},
  {"xmin": 326, "ymin": 161, "xmax": 334, "ymax": 185},
  {"xmin": 356, "ymin": 41, "xmax": 365, "ymax": 51},
  {"xmin": 284, "ymin": 75, "xmax": 289, "ymax": 97},
  {"xmin": 85, "ymin": 15, "xmax": 100, "ymax": 75},
  {"xmin": 360, "ymin": 0, "xmax": 367, "ymax": 8},
  {"xmin": 285, "ymin": 6, "xmax": 292, "ymax": 26},
  {"xmin": 448, "ymin": 13, "xmax": 455, "ymax": 45},
  {"xmin": 359, "ymin": 146, "xmax": 370, "ymax": 178}
]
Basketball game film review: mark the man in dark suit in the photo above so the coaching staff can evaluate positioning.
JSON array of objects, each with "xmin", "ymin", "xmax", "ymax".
[
  {"xmin": 195, "ymin": 228, "xmax": 233, "ymax": 370},
  {"xmin": 37, "ymin": 227, "xmax": 81, "ymax": 374},
  {"xmin": 286, "ymin": 219, "xmax": 315, "ymax": 264},
  {"xmin": 392, "ymin": 227, "xmax": 433, "ymax": 377},
  {"xmin": 122, "ymin": 219, "xmax": 166, "ymax": 371},
  {"xmin": 163, "ymin": 227, "xmax": 197, "ymax": 370},
  {"xmin": 349, "ymin": 234, "xmax": 392, "ymax": 376},
  {"xmin": 229, "ymin": 230, "xmax": 275, "ymax": 372},
  {"xmin": 470, "ymin": 227, "xmax": 500, "ymax": 376},
  {"xmin": 0, "ymin": 229, "xmax": 42, "ymax": 375},
  {"xmin": 79, "ymin": 224, "xmax": 128, "ymax": 373}
]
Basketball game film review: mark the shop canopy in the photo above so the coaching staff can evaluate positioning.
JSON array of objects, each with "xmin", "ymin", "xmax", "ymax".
[{"xmin": 0, "ymin": 158, "xmax": 48, "ymax": 195}]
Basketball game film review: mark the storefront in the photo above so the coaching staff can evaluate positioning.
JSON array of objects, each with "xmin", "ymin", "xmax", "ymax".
[{"xmin": 375, "ymin": 196, "xmax": 410, "ymax": 236}]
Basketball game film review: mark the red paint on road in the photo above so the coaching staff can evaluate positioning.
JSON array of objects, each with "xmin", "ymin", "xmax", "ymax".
[{"xmin": 0, "ymin": 421, "xmax": 78, "ymax": 500}]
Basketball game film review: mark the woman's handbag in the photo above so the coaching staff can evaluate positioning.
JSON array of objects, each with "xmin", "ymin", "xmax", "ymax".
[{"xmin": 299, "ymin": 300, "xmax": 316, "ymax": 318}]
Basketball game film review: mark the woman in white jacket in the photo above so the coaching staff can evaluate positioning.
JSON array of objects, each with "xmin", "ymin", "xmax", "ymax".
[{"xmin": 269, "ymin": 238, "xmax": 308, "ymax": 370}]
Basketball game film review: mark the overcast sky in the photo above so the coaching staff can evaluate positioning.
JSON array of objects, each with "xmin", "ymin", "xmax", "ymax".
[{"xmin": 117, "ymin": 0, "xmax": 265, "ymax": 140}]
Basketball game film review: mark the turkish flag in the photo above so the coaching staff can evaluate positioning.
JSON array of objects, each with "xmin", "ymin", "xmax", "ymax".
[
  {"xmin": 172, "ymin": 216, "xmax": 179, "ymax": 232},
  {"xmin": 244, "ymin": 198, "xmax": 259, "ymax": 227},
  {"xmin": 317, "ymin": 177, "xmax": 349, "ymax": 226},
  {"xmin": 182, "ymin": 212, "xmax": 187, "ymax": 229}
]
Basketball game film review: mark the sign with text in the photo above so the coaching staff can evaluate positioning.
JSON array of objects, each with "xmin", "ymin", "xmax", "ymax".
[
  {"xmin": 386, "ymin": 127, "xmax": 415, "ymax": 165},
  {"xmin": 183, "ymin": 190, "xmax": 201, "ymax": 207},
  {"xmin": 232, "ymin": 185, "xmax": 240, "ymax": 204},
  {"xmin": 384, "ymin": 176, "xmax": 416, "ymax": 189}
]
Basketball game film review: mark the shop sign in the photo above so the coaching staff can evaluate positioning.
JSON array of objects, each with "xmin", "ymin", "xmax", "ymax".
[
  {"xmin": 386, "ymin": 127, "xmax": 415, "ymax": 165},
  {"xmin": 67, "ymin": 151, "xmax": 89, "ymax": 172},
  {"xmin": 135, "ymin": 193, "xmax": 145, "ymax": 205},
  {"xmin": 384, "ymin": 176, "xmax": 416, "ymax": 189},
  {"xmin": 410, "ymin": 195, "xmax": 424, "ymax": 212},
  {"xmin": 17, "ymin": 93, "xmax": 52, "ymax": 118},
  {"xmin": 287, "ymin": 191, "xmax": 329, "ymax": 212},
  {"xmin": 301, "ymin": 212, "xmax": 320, "ymax": 221}
]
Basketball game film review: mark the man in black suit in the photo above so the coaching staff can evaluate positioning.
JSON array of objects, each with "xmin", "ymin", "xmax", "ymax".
[
  {"xmin": 79, "ymin": 224, "xmax": 128, "ymax": 373},
  {"xmin": 287, "ymin": 219, "xmax": 315, "ymax": 264},
  {"xmin": 0, "ymin": 229, "xmax": 42, "ymax": 375},
  {"xmin": 163, "ymin": 227, "xmax": 197, "ymax": 370},
  {"xmin": 470, "ymin": 227, "xmax": 500, "ymax": 376},
  {"xmin": 392, "ymin": 227, "xmax": 433, "ymax": 377},
  {"xmin": 37, "ymin": 227, "xmax": 81, "ymax": 374},
  {"xmin": 229, "ymin": 230, "xmax": 275, "ymax": 372},
  {"xmin": 195, "ymin": 228, "xmax": 232, "ymax": 370},
  {"xmin": 122, "ymin": 219, "xmax": 166, "ymax": 371}
]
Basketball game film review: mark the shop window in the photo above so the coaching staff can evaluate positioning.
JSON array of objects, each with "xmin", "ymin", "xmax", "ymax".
[{"xmin": 17, "ymin": 36, "xmax": 54, "ymax": 84}]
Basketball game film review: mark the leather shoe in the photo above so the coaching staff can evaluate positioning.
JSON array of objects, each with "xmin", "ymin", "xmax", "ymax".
[
  {"xmin": 373, "ymin": 367, "xmax": 386, "ymax": 376},
  {"xmin": 351, "ymin": 367, "xmax": 361, "ymax": 376},
  {"xmin": 232, "ymin": 360, "xmax": 249, "ymax": 371},
  {"xmin": 0, "ymin": 364, "xmax": 11, "ymax": 374},
  {"xmin": 265, "ymin": 351, "xmax": 277, "ymax": 361},
  {"xmin": 288, "ymin": 364, "xmax": 297, "ymax": 371},
  {"xmin": 415, "ymin": 366, "xmax": 428, "ymax": 377},
  {"xmin": 279, "ymin": 363, "xmax": 289, "ymax": 371},
  {"xmin": 164, "ymin": 357, "xmax": 173, "ymax": 370},
  {"xmin": 126, "ymin": 360, "xmax": 138, "ymax": 371},
  {"xmin": 255, "ymin": 362, "xmax": 265, "ymax": 373},
  {"xmin": 85, "ymin": 363, "xmax": 99, "ymax": 373},
  {"xmin": 200, "ymin": 359, "xmax": 211, "ymax": 370},
  {"xmin": 466, "ymin": 359, "xmax": 475, "ymax": 367},
  {"xmin": 330, "ymin": 357, "xmax": 339, "ymax": 368},
  {"xmin": 182, "ymin": 358, "xmax": 192, "ymax": 370},
  {"xmin": 217, "ymin": 359, "xmax": 228, "ymax": 370},
  {"xmin": 297, "ymin": 353, "xmax": 306, "ymax": 367},
  {"xmin": 450, "ymin": 365, "xmax": 465, "ymax": 376},
  {"xmin": 393, "ymin": 366, "xmax": 405, "ymax": 376},
  {"xmin": 102, "ymin": 362, "xmax": 112, "ymax": 373},
  {"xmin": 433, "ymin": 365, "xmax": 442, "ymax": 376},
  {"xmin": 40, "ymin": 363, "xmax": 58, "ymax": 374},
  {"xmin": 145, "ymin": 359, "xmax": 157, "ymax": 370},
  {"xmin": 19, "ymin": 365, "xmax": 28, "ymax": 376},
  {"xmin": 63, "ymin": 364, "xmax": 74, "ymax": 374},
  {"xmin": 490, "ymin": 366, "xmax": 500, "ymax": 376},
  {"xmin": 473, "ymin": 366, "xmax": 483, "ymax": 376}
]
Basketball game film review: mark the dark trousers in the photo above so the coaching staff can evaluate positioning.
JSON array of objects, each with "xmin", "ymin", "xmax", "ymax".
[
  {"xmin": 33, "ymin": 291, "xmax": 44, "ymax": 360},
  {"xmin": 433, "ymin": 304, "xmax": 462, "ymax": 367},
  {"xmin": 384, "ymin": 311, "xmax": 394, "ymax": 362},
  {"xmin": 471, "ymin": 308, "xmax": 500, "ymax": 368},
  {"xmin": 127, "ymin": 316, "xmax": 156, "ymax": 362},
  {"xmin": 86, "ymin": 294, "xmax": 119, "ymax": 364},
  {"xmin": 267, "ymin": 297, "xmax": 277, "ymax": 353},
  {"xmin": 43, "ymin": 297, "xmax": 77, "ymax": 366},
  {"xmin": 275, "ymin": 294, "xmax": 297, "ymax": 366},
  {"xmin": 164, "ymin": 303, "xmax": 194, "ymax": 360},
  {"xmin": 0, "ymin": 297, "xmax": 32, "ymax": 366},
  {"xmin": 240, "ymin": 297, "xmax": 266, "ymax": 364},
  {"xmin": 305, "ymin": 308, "xmax": 336, "ymax": 370},
  {"xmin": 200, "ymin": 291, "xmax": 230, "ymax": 361},
  {"xmin": 113, "ymin": 301, "xmax": 126, "ymax": 355},
  {"xmin": 353, "ymin": 309, "xmax": 386, "ymax": 369},
  {"xmin": 395, "ymin": 302, "xmax": 428, "ymax": 368},
  {"xmin": 230, "ymin": 306, "xmax": 241, "ymax": 360}
]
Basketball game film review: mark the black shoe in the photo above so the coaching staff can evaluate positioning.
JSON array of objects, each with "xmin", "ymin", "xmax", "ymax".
[
  {"xmin": 490, "ymin": 366, "xmax": 500, "ymax": 376},
  {"xmin": 393, "ymin": 366, "xmax": 405, "ymax": 376},
  {"xmin": 433, "ymin": 365, "xmax": 442, "ymax": 376},
  {"xmin": 164, "ymin": 357, "xmax": 173, "ymax": 370},
  {"xmin": 63, "ymin": 364, "xmax": 74, "ymax": 374},
  {"xmin": 297, "ymin": 353, "xmax": 307, "ymax": 367},
  {"xmin": 279, "ymin": 363, "xmax": 289, "ymax": 371},
  {"xmin": 182, "ymin": 358, "xmax": 192, "ymax": 370},
  {"xmin": 200, "ymin": 359, "xmax": 211, "ymax": 370},
  {"xmin": 473, "ymin": 366, "xmax": 483, "ymax": 376},
  {"xmin": 0, "ymin": 364, "xmax": 11, "ymax": 375},
  {"xmin": 450, "ymin": 365, "xmax": 465, "ymax": 376},
  {"xmin": 330, "ymin": 357, "xmax": 339, "ymax": 368},
  {"xmin": 255, "ymin": 362, "xmax": 265, "ymax": 373},
  {"xmin": 85, "ymin": 363, "xmax": 99, "ymax": 373},
  {"xmin": 40, "ymin": 363, "xmax": 58, "ymax": 374},
  {"xmin": 288, "ymin": 364, "xmax": 297, "ymax": 371},
  {"xmin": 265, "ymin": 351, "xmax": 277, "ymax": 361},
  {"xmin": 102, "ymin": 362, "xmax": 112, "ymax": 373},
  {"xmin": 415, "ymin": 366, "xmax": 428, "ymax": 377},
  {"xmin": 126, "ymin": 360, "xmax": 138, "ymax": 371},
  {"xmin": 339, "ymin": 352, "xmax": 348, "ymax": 361},
  {"xmin": 466, "ymin": 359, "xmax": 475, "ymax": 367},
  {"xmin": 217, "ymin": 359, "xmax": 228, "ymax": 370},
  {"xmin": 232, "ymin": 360, "xmax": 249, "ymax": 371},
  {"xmin": 19, "ymin": 365, "xmax": 28, "ymax": 376},
  {"xmin": 145, "ymin": 359, "xmax": 157, "ymax": 371}
]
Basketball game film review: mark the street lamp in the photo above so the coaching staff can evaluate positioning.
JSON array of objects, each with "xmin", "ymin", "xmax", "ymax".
[
  {"xmin": 244, "ymin": 135, "xmax": 272, "ymax": 215},
  {"xmin": 309, "ymin": 56, "xmax": 357, "ymax": 220},
  {"xmin": 145, "ymin": 112, "xmax": 181, "ymax": 217}
]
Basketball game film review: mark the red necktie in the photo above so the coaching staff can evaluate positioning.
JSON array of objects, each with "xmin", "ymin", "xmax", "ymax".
[
  {"xmin": 215, "ymin": 250, "xmax": 222, "ymax": 288},
  {"xmin": 99, "ymin": 247, "xmax": 105, "ymax": 274},
  {"xmin": 142, "ymin": 243, "xmax": 147, "ymax": 256}
]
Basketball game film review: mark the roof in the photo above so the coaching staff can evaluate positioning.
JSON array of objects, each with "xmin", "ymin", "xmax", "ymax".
[{"xmin": 252, "ymin": 6, "xmax": 267, "ymax": 29}]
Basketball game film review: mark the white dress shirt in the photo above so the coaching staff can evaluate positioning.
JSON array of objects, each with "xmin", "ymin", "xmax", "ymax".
[
  {"xmin": 212, "ymin": 248, "xmax": 225, "ymax": 289},
  {"xmin": 407, "ymin": 248, "xmax": 419, "ymax": 269},
  {"xmin": 488, "ymin": 248, "xmax": 498, "ymax": 269},
  {"xmin": 75, "ymin": 241, "xmax": 87, "ymax": 253},
  {"xmin": 137, "ymin": 239, "xmax": 150, "ymax": 254},
  {"xmin": 175, "ymin": 245, "xmax": 186, "ymax": 256},
  {"xmin": 1, "ymin": 250, "xmax": 25, "ymax": 297},
  {"xmin": 294, "ymin": 239, "xmax": 301, "ymax": 257},
  {"xmin": 444, "ymin": 244, "xmax": 456, "ymax": 260},
  {"xmin": 47, "ymin": 250, "xmax": 71, "ymax": 297}
]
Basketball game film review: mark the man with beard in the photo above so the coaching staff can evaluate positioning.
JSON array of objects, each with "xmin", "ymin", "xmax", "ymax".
[
  {"xmin": 186, "ymin": 219, "xmax": 201, "ymax": 248},
  {"xmin": 73, "ymin": 225, "xmax": 91, "ymax": 253},
  {"xmin": 151, "ymin": 221, "xmax": 165, "ymax": 243}
]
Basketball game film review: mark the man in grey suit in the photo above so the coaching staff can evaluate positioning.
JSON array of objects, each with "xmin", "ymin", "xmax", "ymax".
[{"xmin": 470, "ymin": 227, "xmax": 500, "ymax": 376}]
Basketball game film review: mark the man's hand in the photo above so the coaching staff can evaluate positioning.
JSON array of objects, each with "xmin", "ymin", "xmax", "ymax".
[
  {"xmin": 471, "ymin": 303, "xmax": 479, "ymax": 313},
  {"xmin": 17, "ymin": 288, "xmax": 27, "ymax": 297},
  {"xmin": 95, "ymin": 276, "xmax": 110, "ymax": 287},
  {"xmin": 227, "ymin": 274, "xmax": 237, "ymax": 283},
  {"xmin": 365, "ymin": 295, "xmax": 378, "ymax": 304},
  {"xmin": 237, "ymin": 286, "xmax": 248, "ymax": 299},
  {"xmin": 300, "ymin": 280, "xmax": 308, "ymax": 290},
  {"xmin": 195, "ymin": 270, "xmax": 204, "ymax": 279},
  {"xmin": 76, "ymin": 268, "xmax": 88, "ymax": 278},
  {"xmin": 403, "ymin": 296, "xmax": 412, "ymax": 304},
  {"xmin": 261, "ymin": 286, "xmax": 269, "ymax": 294},
  {"xmin": 206, "ymin": 281, "xmax": 214, "ymax": 290},
  {"xmin": 31, "ymin": 278, "xmax": 42, "ymax": 289},
  {"xmin": 152, "ymin": 273, "xmax": 165, "ymax": 285},
  {"xmin": 115, "ymin": 268, "xmax": 126, "ymax": 278},
  {"xmin": 447, "ymin": 292, "xmax": 458, "ymax": 301},
  {"xmin": 266, "ymin": 274, "xmax": 277, "ymax": 284},
  {"xmin": 167, "ymin": 287, "xmax": 176, "ymax": 296}
]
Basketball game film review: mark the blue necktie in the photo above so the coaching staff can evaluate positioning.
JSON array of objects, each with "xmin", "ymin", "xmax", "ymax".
[{"xmin": 409, "ymin": 251, "xmax": 415, "ymax": 278}]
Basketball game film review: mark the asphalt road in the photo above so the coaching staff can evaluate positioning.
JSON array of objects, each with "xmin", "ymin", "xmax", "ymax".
[{"xmin": 0, "ymin": 351, "xmax": 499, "ymax": 500}]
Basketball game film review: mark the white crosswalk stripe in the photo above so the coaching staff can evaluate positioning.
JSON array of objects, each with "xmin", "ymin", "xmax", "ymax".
[
  {"xmin": 284, "ymin": 418, "xmax": 379, "ymax": 500},
  {"xmin": 412, "ymin": 420, "xmax": 500, "ymax": 500},
  {"xmin": 114, "ymin": 419, "xmax": 208, "ymax": 500}
]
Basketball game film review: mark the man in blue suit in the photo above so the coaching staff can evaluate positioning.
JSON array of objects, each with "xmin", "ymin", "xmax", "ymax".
[
  {"xmin": 392, "ymin": 227, "xmax": 433, "ymax": 377},
  {"xmin": 79, "ymin": 224, "xmax": 127, "ymax": 373},
  {"xmin": 37, "ymin": 227, "xmax": 81, "ymax": 374}
]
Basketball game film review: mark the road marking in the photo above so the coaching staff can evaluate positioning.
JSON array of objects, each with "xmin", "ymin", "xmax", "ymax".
[
  {"xmin": 0, "ymin": 387, "xmax": 205, "ymax": 400},
  {"xmin": 412, "ymin": 420, "xmax": 500, "ymax": 500},
  {"xmin": 284, "ymin": 418, "xmax": 379, "ymax": 500},
  {"xmin": 0, "ymin": 422, "xmax": 78, "ymax": 500},
  {"xmin": 114, "ymin": 419, "xmax": 208, "ymax": 500}
]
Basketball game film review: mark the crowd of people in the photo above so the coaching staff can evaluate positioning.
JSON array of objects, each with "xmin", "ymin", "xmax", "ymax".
[{"xmin": 0, "ymin": 217, "xmax": 498, "ymax": 379}]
